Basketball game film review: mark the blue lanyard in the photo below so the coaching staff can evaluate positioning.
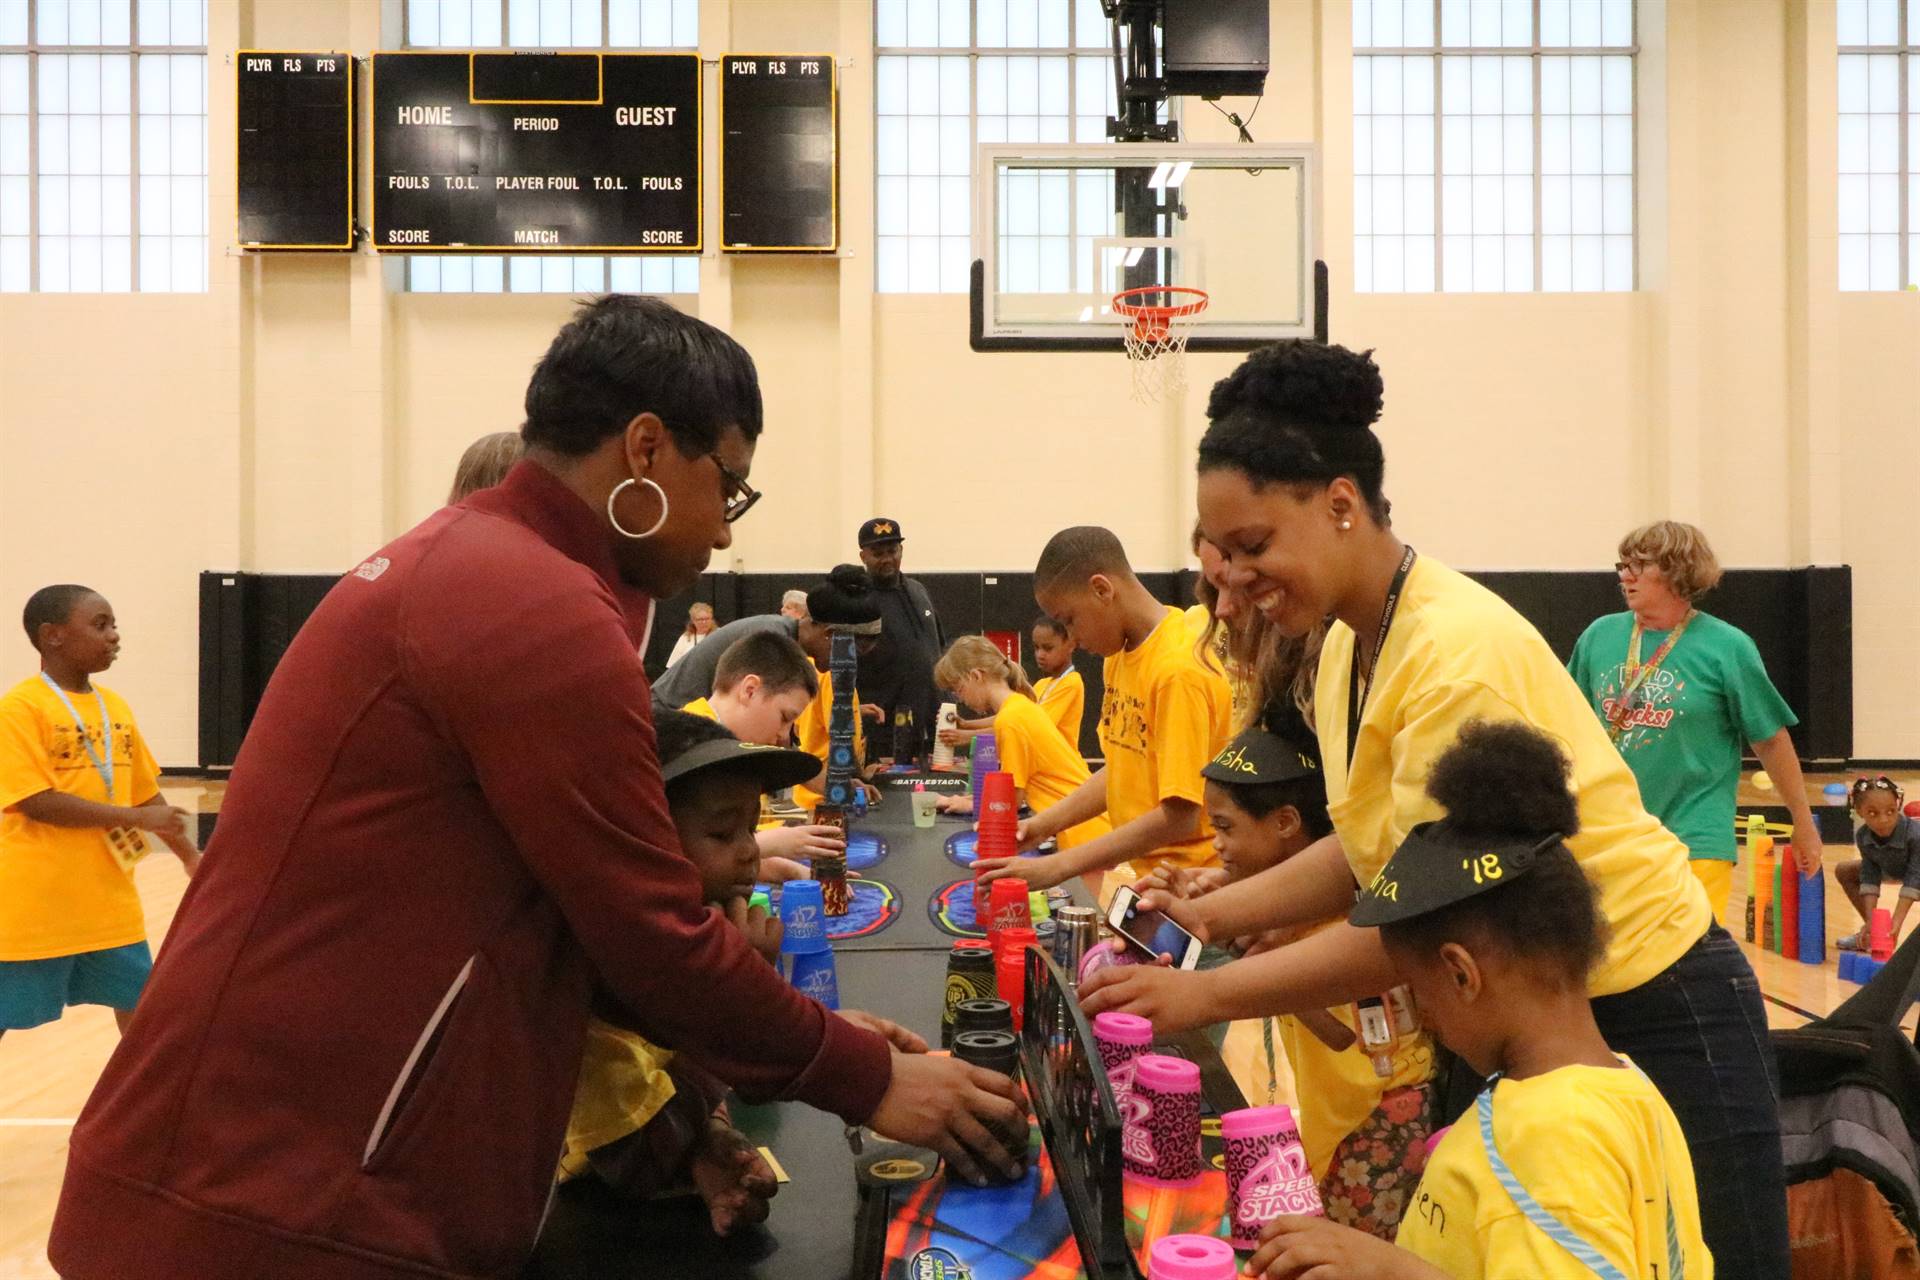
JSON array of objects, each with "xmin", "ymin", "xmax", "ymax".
[
  {"xmin": 1475, "ymin": 1075, "xmax": 1684, "ymax": 1280},
  {"xmin": 39, "ymin": 672, "xmax": 113, "ymax": 795}
]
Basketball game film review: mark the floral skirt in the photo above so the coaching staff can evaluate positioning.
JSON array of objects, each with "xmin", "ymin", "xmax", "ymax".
[{"xmin": 1317, "ymin": 1082, "xmax": 1434, "ymax": 1240}]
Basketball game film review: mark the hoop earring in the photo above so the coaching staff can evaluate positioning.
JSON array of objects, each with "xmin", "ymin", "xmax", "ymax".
[{"xmin": 608, "ymin": 477, "xmax": 669, "ymax": 540}]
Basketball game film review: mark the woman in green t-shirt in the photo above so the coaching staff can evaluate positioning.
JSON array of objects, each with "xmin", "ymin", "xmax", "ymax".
[{"xmin": 1568, "ymin": 521, "xmax": 1823, "ymax": 926}]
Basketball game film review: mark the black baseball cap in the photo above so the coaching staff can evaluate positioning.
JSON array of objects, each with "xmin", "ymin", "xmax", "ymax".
[
  {"xmin": 1348, "ymin": 821, "xmax": 1565, "ymax": 928},
  {"xmin": 661, "ymin": 737, "xmax": 823, "ymax": 794},
  {"xmin": 1200, "ymin": 727, "xmax": 1322, "ymax": 787},
  {"xmin": 858, "ymin": 517, "xmax": 904, "ymax": 548}
]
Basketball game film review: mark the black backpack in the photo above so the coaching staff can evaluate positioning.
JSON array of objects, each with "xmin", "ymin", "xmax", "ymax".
[{"xmin": 1774, "ymin": 928, "xmax": 1920, "ymax": 1278}]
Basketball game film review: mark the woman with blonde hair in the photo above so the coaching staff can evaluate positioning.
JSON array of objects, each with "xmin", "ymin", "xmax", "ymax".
[
  {"xmin": 447, "ymin": 431, "xmax": 525, "ymax": 503},
  {"xmin": 932, "ymin": 636, "xmax": 1111, "ymax": 867},
  {"xmin": 1569, "ymin": 520, "xmax": 1822, "ymax": 924}
]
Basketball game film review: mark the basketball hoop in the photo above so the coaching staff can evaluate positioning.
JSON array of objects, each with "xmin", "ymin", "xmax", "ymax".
[{"xmin": 1112, "ymin": 285, "xmax": 1209, "ymax": 403}]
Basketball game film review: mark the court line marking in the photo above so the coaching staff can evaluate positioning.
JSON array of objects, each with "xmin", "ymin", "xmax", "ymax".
[{"xmin": 1762, "ymin": 992, "xmax": 1824, "ymax": 1023}]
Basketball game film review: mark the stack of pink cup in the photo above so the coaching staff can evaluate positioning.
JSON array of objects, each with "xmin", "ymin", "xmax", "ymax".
[
  {"xmin": 1222, "ymin": 1104, "xmax": 1324, "ymax": 1249},
  {"xmin": 1124, "ymin": 1053, "xmax": 1204, "ymax": 1186}
]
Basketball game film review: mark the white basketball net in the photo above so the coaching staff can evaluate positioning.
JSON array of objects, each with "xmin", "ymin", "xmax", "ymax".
[{"xmin": 1115, "ymin": 289, "xmax": 1208, "ymax": 404}]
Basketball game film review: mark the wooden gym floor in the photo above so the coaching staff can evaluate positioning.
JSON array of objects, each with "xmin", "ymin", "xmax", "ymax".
[{"xmin": 1, "ymin": 771, "xmax": 1913, "ymax": 1278}]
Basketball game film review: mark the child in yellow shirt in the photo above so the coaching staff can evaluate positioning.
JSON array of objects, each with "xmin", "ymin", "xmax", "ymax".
[
  {"xmin": 792, "ymin": 565, "xmax": 882, "ymax": 812},
  {"xmin": 977, "ymin": 527, "xmax": 1231, "ymax": 899},
  {"xmin": 1028, "ymin": 615, "xmax": 1085, "ymax": 747},
  {"xmin": 1162, "ymin": 721, "xmax": 1433, "ymax": 1240},
  {"xmin": 931, "ymin": 636, "xmax": 1111, "ymax": 868},
  {"xmin": 1246, "ymin": 720, "xmax": 1710, "ymax": 1279},
  {"xmin": 561, "ymin": 709, "xmax": 816, "ymax": 1233},
  {"xmin": 0, "ymin": 585, "xmax": 198, "ymax": 1039},
  {"xmin": 681, "ymin": 629, "xmax": 846, "ymax": 881}
]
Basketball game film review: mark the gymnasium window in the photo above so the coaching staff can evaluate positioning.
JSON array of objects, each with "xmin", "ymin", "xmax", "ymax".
[
  {"xmin": 400, "ymin": 0, "xmax": 698, "ymax": 296},
  {"xmin": 1353, "ymin": 0, "xmax": 1637, "ymax": 293},
  {"xmin": 873, "ymin": 0, "xmax": 1130, "ymax": 294},
  {"xmin": 0, "ymin": 0, "xmax": 209, "ymax": 293},
  {"xmin": 1837, "ymin": 0, "xmax": 1920, "ymax": 289}
]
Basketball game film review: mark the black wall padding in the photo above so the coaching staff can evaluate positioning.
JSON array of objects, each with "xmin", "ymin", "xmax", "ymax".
[{"xmin": 202, "ymin": 566, "xmax": 1852, "ymax": 767}]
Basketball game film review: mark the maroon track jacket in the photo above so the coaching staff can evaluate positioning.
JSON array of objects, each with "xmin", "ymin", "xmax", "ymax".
[{"xmin": 49, "ymin": 461, "xmax": 889, "ymax": 1279}]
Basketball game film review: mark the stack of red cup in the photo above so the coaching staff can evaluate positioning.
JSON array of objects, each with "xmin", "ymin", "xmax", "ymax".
[
  {"xmin": 986, "ymin": 877, "xmax": 1033, "ymax": 947},
  {"xmin": 972, "ymin": 771, "xmax": 1020, "ymax": 920},
  {"xmin": 994, "ymin": 925, "xmax": 1039, "ymax": 1031}
]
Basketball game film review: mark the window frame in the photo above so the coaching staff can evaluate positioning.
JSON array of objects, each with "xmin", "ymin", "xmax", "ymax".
[
  {"xmin": 0, "ymin": 0, "xmax": 210, "ymax": 292},
  {"xmin": 1837, "ymin": 0, "xmax": 1917, "ymax": 290},
  {"xmin": 1353, "ymin": 0, "xmax": 1640, "ymax": 294},
  {"xmin": 872, "ymin": 0, "xmax": 1130, "ymax": 294}
]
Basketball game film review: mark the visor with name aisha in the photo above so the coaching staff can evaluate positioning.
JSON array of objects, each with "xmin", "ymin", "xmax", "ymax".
[
  {"xmin": 1348, "ymin": 820, "xmax": 1566, "ymax": 928},
  {"xmin": 660, "ymin": 738, "xmax": 823, "ymax": 794},
  {"xmin": 1200, "ymin": 727, "xmax": 1322, "ymax": 787}
]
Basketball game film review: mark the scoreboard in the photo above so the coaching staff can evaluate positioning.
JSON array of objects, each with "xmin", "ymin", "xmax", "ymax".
[
  {"xmin": 370, "ymin": 51, "xmax": 700, "ymax": 252},
  {"xmin": 236, "ymin": 51, "xmax": 354, "ymax": 250},
  {"xmin": 721, "ymin": 55, "xmax": 837, "ymax": 252}
]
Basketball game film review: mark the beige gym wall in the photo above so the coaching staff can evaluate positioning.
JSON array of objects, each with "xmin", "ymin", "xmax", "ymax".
[{"xmin": 0, "ymin": 0, "xmax": 1911, "ymax": 765}]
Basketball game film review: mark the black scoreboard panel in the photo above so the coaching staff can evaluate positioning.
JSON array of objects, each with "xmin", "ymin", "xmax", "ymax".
[
  {"xmin": 721, "ymin": 54, "xmax": 837, "ymax": 252},
  {"xmin": 236, "ymin": 51, "xmax": 353, "ymax": 250},
  {"xmin": 370, "ymin": 51, "xmax": 699, "ymax": 252}
]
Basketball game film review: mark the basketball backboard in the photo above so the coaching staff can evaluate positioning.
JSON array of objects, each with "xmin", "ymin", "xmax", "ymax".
[{"xmin": 969, "ymin": 143, "xmax": 1322, "ymax": 352}]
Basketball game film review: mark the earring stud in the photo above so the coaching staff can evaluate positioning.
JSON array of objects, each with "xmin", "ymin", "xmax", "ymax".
[{"xmin": 1338, "ymin": 519, "xmax": 1352, "ymax": 531}]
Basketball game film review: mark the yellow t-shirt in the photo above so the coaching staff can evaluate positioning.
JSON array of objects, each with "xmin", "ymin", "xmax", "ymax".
[
  {"xmin": 1032, "ymin": 669, "xmax": 1085, "ymax": 747},
  {"xmin": 993, "ymin": 692, "xmax": 1111, "ymax": 851},
  {"xmin": 1316, "ymin": 558, "xmax": 1710, "ymax": 996},
  {"xmin": 1100, "ymin": 606, "xmax": 1234, "ymax": 871},
  {"xmin": 1272, "ymin": 924, "xmax": 1433, "ymax": 1179},
  {"xmin": 1396, "ymin": 1061, "xmax": 1712, "ymax": 1279},
  {"xmin": 0, "ymin": 677, "xmax": 160, "ymax": 961},
  {"xmin": 558, "ymin": 1018, "xmax": 678, "ymax": 1182},
  {"xmin": 794, "ymin": 668, "xmax": 862, "ymax": 812}
]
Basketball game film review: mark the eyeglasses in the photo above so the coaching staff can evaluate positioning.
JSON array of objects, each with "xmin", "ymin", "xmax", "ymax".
[
  {"xmin": 711, "ymin": 453, "xmax": 762, "ymax": 524},
  {"xmin": 1614, "ymin": 559, "xmax": 1649, "ymax": 576}
]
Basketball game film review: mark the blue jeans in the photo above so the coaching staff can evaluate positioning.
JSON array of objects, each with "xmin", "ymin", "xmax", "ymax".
[{"xmin": 1591, "ymin": 924, "xmax": 1789, "ymax": 1279}]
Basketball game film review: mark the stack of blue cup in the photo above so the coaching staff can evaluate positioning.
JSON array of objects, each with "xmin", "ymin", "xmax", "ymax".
[
  {"xmin": 1839, "ymin": 952, "xmax": 1886, "ymax": 984},
  {"xmin": 970, "ymin": 732, "xmax": 999, "ymax": 816},
  {"xmin": 779, "ymin": 880, "xmax": 838, "ymax": 1008}
]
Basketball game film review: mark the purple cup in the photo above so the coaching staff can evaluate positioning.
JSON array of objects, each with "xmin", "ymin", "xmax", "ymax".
[
  {"xmin": 1124, "ymin": 1053, "xmax": 1203, "ymax": 1186},
  {"xmin": 1222, "ymin": 1104, "xmax": 1324, "ymax": 1249},
  {"xmin": 1147, "ymin": 1234, "xmax": 1238, "ymax": 1280}
]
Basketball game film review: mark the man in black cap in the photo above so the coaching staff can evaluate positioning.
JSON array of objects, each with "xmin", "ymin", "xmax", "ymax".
[{"xmin": 857, "ymin": 517, "xmax": 944, "ymax": 761}]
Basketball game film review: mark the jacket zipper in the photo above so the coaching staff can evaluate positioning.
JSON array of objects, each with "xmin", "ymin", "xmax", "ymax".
[{"xmin": 362, "ymin": 955, "xmax": 475, "ymax": 1169}]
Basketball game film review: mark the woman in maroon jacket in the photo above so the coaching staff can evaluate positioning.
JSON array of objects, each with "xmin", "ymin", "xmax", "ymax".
[{"xmin": 50, "ymin": 297, "xmax": 1023, "ymax": 1280}]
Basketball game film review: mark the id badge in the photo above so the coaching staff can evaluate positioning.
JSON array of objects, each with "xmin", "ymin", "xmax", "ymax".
[{"xmin": 105, "ymin": 826, "xmax": 151, "ymax": 874}]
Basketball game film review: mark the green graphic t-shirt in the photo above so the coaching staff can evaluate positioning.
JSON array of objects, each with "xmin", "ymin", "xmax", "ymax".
[{"xmin": 1567, "ymin": 611, "xmax": 1796, "ymax": 861}]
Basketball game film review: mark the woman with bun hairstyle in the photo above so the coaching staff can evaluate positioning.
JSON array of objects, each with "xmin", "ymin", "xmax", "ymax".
[{"xmin": 1082, "ymin": 341, "xmax": 1787, "ymax": 1275}]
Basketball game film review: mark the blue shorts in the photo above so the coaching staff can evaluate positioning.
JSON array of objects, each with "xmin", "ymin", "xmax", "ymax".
[{"xmin": 0, "ymin": 941, "xmax": 153, "ymax": 1030}]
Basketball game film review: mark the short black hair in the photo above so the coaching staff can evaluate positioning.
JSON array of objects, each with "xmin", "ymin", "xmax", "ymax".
[
  {"xmin": 22, "ymin": 584, "xmax": 98, "ymax": 647},
  {"xmin": 1379, "ymin": 720, "xmax": 1605, "ymax": 988},
  {"xmin": 522, "ymin": 295, "xmax": 764, "ymax": 458},
  {"xmin": 654, "ymin": 709, "xmax": 738, "ymax": 800},
  {"xmin": 1210, "ymin": 774, "xmax": 1333, "ymax": 841},
  {"xmin": 1034, "ymin": 526, "xmax": 1137, "ymax": 594},
  {"xmin": 1199, "ymin": 341, "xmax": 1391, "ymax": 524},
  {"xmin": 713, "ymin": 630, "xmax": 820, "ymax": 697}
]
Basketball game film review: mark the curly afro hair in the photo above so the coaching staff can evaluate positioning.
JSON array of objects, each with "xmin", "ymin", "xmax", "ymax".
[
  {"xmin": 1425, "ymin": 719, "xmax": 1581, "ymax": 842},
  {"xmin": 1198, "ymin": 341, "xmax": 1390, "ymax": 523},
  {"xmin": 1380, "ymin": 719, "xmax": 1607, "ymax": 988}
]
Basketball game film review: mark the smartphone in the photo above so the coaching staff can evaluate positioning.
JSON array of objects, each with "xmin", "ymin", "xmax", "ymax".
[{"xmin": 1105, "ymin": 886, "xmax": 1205, "ymax": 970}]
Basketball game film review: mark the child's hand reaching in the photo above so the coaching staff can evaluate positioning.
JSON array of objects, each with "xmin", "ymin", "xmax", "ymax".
[
  {"xmin": 759, "ymin": 823, "xmax": 847, "ymax": 862},
  {"xmin": 1241, "ymin": 1214, "xmax": 1447, "ymax": 1279},
  {"xmin": 689, "ymin": 1118, "xmax": 779, "ymax": 1236},
  {"xmin": 935, "ymin": 794, "xmax": 971, "ymax": 815},
  {"xmin": 726, "ymin": 896, "xmax": 783, "ymax": 966},
  {"xmin": 1136, "ymin": 865, "xmax": 1228, "ymax": 901}
]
